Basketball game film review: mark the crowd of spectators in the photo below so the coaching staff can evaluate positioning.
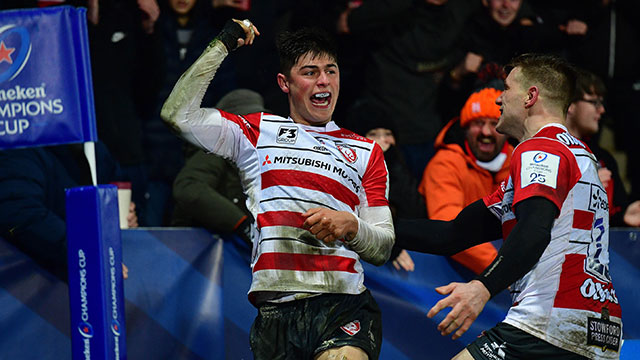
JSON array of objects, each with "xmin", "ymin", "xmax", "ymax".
[{"xmin": 1, "ymin": 0, "xmax": 639, "ymax": 275}]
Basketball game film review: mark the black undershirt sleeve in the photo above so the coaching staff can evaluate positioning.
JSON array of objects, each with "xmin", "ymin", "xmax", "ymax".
[
  {"xmin": 475, "ymin": 196, "xmax": 559, "ymax": 297},
  {"xmin": 395, "ymin": 199, "xmax": 503, "ymax": 255}
]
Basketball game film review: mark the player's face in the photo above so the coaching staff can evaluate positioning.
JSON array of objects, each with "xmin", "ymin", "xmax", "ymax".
[
  {"xmin": 495, "ymin": 67, "xmax": 527, "ymax": 140},
  {"xmin": 278, "ymin": 52, "xmax": 340, "ymax": 126},
  {"xmin": 466, "ymin": 117, "xmax": 507, "ymax": 162},
  {"xmin": 568, "ymin": 93, "xmax": 605, "ymax": 139}
]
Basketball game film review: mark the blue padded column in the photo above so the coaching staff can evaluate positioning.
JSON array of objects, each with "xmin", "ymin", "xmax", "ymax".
[{"xmin": 66, "ymin": 185, "xmax": 126, "ymax": 360}]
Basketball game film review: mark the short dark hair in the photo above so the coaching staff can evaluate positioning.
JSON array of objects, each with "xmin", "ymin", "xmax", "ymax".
[
  {"xmin": 276, "ymin": 27, "xmax": 338, "ymax": 77},
  {"xmin": 571, "ymin": 68, "xmax": 606, "ymax": 102},
  {"xmin": 506, "ymin": 54, "xmax": 577, "ymax": 116}
]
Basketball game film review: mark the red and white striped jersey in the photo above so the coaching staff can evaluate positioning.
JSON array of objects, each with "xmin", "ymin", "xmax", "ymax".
[
  {"xmin": 205, "ymin": 110, "xmax": 390, "ymax": 302},
  {"xmin": 484, "ymin": 124, "xmax": 622, "ymax": 359}
]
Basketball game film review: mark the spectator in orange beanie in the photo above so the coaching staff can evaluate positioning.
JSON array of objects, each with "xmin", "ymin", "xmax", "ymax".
[{"xmin": 419, "ymin": 85, "xmax": 513, "ymax": 274}]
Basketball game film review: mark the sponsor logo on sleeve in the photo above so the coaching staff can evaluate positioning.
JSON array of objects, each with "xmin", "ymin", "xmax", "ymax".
[{"xmin": 520, "ymin": 151, "xmax": 560, "ymax": 189}]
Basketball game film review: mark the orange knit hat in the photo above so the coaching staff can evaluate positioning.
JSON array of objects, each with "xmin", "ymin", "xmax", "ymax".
[{"xmin": 459, "ymin": 88, "xmax": 503, "ymax": 127}]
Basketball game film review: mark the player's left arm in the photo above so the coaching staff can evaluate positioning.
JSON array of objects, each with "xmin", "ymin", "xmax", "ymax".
[
  {"xmin": 303, "ymin": 143, "xmax": 394, "ymax": 265},
  {"xmin": 303, "ymin": 206, "xmax": 395, "ymax": 266}
]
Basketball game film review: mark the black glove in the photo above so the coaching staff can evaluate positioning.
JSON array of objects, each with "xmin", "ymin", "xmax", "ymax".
[{"xmin": 217, "ymin": 20, "xmax": 246, "ymax": 52}]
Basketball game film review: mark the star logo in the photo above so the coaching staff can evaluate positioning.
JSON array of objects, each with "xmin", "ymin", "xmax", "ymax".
[{"xmin": 0, "ymin": 41, "xmax": 15, "ymax": 64}]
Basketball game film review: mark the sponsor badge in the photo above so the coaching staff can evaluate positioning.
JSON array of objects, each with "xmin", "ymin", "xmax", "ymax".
[
  {"xmin": 277, "ymin": 126, "xmax": 298, "ymax": 144},
  {"xmin": 520, "ymin": 151, "xmax": 560, "ymax": 189},
  {"xmin": 587, "ymin": 308, "xmax": 621, "ymax": 352}
]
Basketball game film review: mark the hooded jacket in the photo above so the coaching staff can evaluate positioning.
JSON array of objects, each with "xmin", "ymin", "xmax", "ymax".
[{"xmin": 419, "ymin": 117, "xmax": 513, "ymax": 274}]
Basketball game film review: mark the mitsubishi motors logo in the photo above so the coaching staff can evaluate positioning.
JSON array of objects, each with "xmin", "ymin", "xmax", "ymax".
[{"xmin": 262, "ymin": 155, "xmax": 272, "ymax": 166}]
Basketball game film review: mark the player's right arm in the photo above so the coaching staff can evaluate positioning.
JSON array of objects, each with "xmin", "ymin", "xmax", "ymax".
[{"xmin": 160, "ymin": 19, "xmax": 259, "ymax": 152}]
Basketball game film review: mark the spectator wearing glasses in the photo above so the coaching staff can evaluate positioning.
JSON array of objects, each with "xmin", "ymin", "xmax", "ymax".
[{"xmin": 566, "ymin": 69, "xmax": 640, "ymax": 227}]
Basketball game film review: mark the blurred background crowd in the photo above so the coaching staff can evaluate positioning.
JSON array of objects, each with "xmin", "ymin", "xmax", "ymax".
[{"xmin": 1, "ymin": 0, "xmax": 639, "ymax": 276}]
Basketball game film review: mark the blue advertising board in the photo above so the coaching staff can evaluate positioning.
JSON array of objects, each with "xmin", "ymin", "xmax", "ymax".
[
  {"xmin": 66, "ymin": 185, "xmax": 126, "ymax": 360},
  {"xmin": 0, "ymin": 6, "xmax": 96, "ymax": 149},
  {"xmin": 0, "ymin": 229, "xmax": 639, "ymax": 358}
]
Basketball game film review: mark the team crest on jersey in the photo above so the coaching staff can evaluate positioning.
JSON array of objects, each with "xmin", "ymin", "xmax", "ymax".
[
  {"xmin": 277, "ymin": 125, "xmax": 298, "ymax": 144},
  {"xmin": 340, "ymin": 320, "xmax": 361, "ymax": 336},
  {"xmin": 337, "ymin": 144, "xmax": 357, "ymax": 163}
]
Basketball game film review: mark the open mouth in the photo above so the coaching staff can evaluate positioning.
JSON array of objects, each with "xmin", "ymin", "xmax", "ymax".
[
  {"xmin": 310, "ymin": 92, "xmax": 331, "ymax": 107},
  {"xmin": 498, "ymin": 9, "xmax": 514, "ymax": 19},
  {"xmin": 478, "ymin": 137, "xmax": 496, "ymax": 152}
]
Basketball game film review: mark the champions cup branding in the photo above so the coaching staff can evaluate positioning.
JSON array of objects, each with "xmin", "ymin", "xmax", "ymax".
[
  {"xmin": 108, "ymin": 247, "xmax": 122, "ymax": 359},
  {"xmin": 0, "ymin": 24, "xmax": 65, "ymax": 137},
  {"xmin": 77, "ymin": 249, "xmax": 92, "ymax": 359},
  {"xmin": 0, "ymin": 6, "xmax": 97, "ymax": 150},
  {"xmin": 0, "ymin": 25, "xmax": 30, "ymax": 82},
  {"xmin": 66, "ymin": 186, "xmax": 127, "ymax": 360}
]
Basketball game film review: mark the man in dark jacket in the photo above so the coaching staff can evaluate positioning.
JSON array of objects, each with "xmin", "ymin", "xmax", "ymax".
[
  {"xmin": 171, "ymin": 89, "xmax": 267, "ymax": 245},
  {"xmin": 0, "ymin": 143, "xmax": 136, "ymax": 279},
  {"xmin": 341, "ymin": 0, "xmax": 481, "ymax": 178}
]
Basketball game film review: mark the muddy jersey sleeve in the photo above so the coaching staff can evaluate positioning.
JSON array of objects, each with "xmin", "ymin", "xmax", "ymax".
[
  {"xmin": 160, "ymin": 39, "xmax": 262, "ymax": 163},
  {"xmin": 349, "ymin": 143, "xmax": 394, "ymax": 265}
]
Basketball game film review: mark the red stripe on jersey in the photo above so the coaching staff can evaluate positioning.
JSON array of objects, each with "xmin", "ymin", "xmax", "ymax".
[
  {"xmin": 258, "ymin": 211, "xmax": 305, "ymax": 229},
  {"xmin": 484, "ymin": 182, "xmax": 506, "ymax": 209},
  {"xmin": 573, "ymin": 209, "xmax": 595, "ymax": 230},
  {"xmin": 361, "ymin": 144, "xmax": 389, "ymax": 207},
  {"xmin": 219, "ymin": 110, "xmax": 263, "ymax": 147},
  {"xmin": 553, "ymin": 254, "xmax": 622, "ymax": 317},
  {"xmin": 253, "ymin": 252, "xmax": 358, "ymax": 273},
  {"xmin": 262, "ymin": 169, "xmax": 359, "ymax": 209}
]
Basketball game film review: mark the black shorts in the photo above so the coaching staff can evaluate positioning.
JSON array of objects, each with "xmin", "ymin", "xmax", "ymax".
[
  {"xmin": 467, "ymin": 322, "xmax": 589, "ymax": 360},
  {"xmin": 249, "ymin": 290, "xmax": 382, "ymax": 360}
]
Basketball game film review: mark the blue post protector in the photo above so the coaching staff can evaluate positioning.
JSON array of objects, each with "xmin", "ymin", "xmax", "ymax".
[{"xmin": 66, "ymin": 185, "xmax": 126, "ymax": 360}]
